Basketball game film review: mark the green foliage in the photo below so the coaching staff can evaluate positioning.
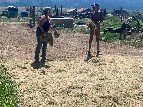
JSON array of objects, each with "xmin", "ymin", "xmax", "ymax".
[
  {"xmin": 74, "ymin": 18, "xmax": 88, "ymax": 24},
  {"xmin": 139, "ymin": 35, "xmax": 143, "ymax": 40},
  {"xmin": 140, "ymin": 24, "xmax": 143, "ymax": 29},
  {"xmin": 101, "ymin": 16, "xmax": 122, "ymax": 31},
  {"xmin": 0, "ymin": 64, "xmax": 20, "ymax": 107},
  {"xmin": 129, "ymin": 20, "xmax": 138, "ymax": 28},
  {"xmin": 54, "ymin": 24, "xmax": 65, "ymax": 30},
  {"xmin": 100, "ymin": 15, "xmax": 143, "ymax": 47},
  {"xmin": 120, "ymin": 34, "xmax": 143, "ymax": 48},
  {"xmin": 72, "ymin": 26, "xmax": 89, "ymax": 34},
  {"xmin": 0, "ymin": 17, "xmax": 27, "ymax": 22},
  {"xmin": 72, "ymin": 18, "xmax": 90, "ymax": 34},
  {"xmin": 101, "ymin": 32, "xmax": 120, "ymax": 42}
]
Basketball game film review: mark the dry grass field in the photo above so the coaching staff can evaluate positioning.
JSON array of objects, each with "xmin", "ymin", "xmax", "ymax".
[{"xmin": 0, "ymin": 22, "xmax": 143, "ymax": 107}]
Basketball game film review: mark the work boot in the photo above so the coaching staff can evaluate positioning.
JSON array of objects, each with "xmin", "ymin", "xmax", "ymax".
[
  {"xmin": 84, "ymin": 51, "xmax": 93, "ymax": 61},
  {"xmin": 96, "ymin": 50, "xmax": 100, "ymax": 57},
  {"xmin": 34, "ymin": 57, "xmax": 39, "ymax": 62},
  {"xmin": 87, "ymin": 51, "xmax": 93, "ymax": 57},
  {"xmin": 41, "ymin": 57, "xmax": 47, "ymax": 61}
]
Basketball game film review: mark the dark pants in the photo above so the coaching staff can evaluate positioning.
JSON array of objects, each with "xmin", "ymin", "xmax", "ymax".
[{"xmin": 35, "ymin": 28, "xmax": 47, "ymax": 61}]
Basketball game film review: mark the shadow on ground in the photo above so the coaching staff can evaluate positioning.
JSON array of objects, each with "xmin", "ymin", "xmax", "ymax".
[{"xmin": 31, "ymin": 60, "xmax": 51, "ymax": 69}]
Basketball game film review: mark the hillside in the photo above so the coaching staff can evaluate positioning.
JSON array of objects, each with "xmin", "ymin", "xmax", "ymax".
[
  {"xmin": 0, "ymin": 22, "xmax": 143, "ymax": 106},
  {"xmin": 0, "ymin": 0, "xmax": 143, "ymax": 10}
]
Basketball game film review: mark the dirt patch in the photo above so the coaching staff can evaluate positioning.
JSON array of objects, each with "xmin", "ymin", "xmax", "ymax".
[
  {"xmin": 0, "ymin": 22, "xmax": 143, "ymax": 62},
  {"xmin": 0, "ymin": 22, "xmax": 143, "ymax": 107}
]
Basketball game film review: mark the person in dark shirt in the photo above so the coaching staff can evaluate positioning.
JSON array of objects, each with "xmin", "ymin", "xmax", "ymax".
[
  {"xmin": 35, "ymin": 8, "xmax": 58, "ymax": 62},
  {"xmin": 86, "ymin": 3, "xmax": 103, "ymax": 60}
]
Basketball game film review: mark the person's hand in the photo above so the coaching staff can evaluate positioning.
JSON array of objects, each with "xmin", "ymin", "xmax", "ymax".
[
  {"xmin": 54, "ymin": 31, "xmax": 60, "ymax": 38},
  {"xmin": 54, "ymin": 30, "xmax": 58, "ymax": 33}
]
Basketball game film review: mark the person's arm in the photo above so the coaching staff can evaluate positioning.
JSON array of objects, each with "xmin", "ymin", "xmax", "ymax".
[
  {"xmin": 88, "ymin": 12, "xmax": 96, "ymax": 28},
  {"xmin": 90, "ymin": 12, "xmax": 94, "ymax": 22},
  {"xmin": 100, "ymin": 11, "xmax": 104, "ymax": 23},
  {"xmin": 49, "ymin": 25, "xmax": 57, "ymax": 33},
  {"xmin": 39, "ymin": 16, "xmax": 46, "ymax": 34},
  {"xmin": 49, "ymin": 25, "xmax": 60, "ymax": 38},
  {"xmin": 48, "ymin": 16, "xmax": 57, "ymax": 33}
]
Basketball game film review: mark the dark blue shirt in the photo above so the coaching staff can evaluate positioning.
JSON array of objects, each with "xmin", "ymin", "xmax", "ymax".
[
  {"xmin": 42, "ymin": 19, "xmax": 51, "ymax": 32},
  {"xmin": 37, "ymin": 18, "xmax": 51, "ymax": 32}
]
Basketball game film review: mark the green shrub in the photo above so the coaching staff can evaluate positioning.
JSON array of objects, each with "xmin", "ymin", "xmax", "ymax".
[
  {"xmin": 55, "ymin": 24, "xmax": 65, "ymax": 30},
  {"xmin": 101, "ymin": 16, "xmax": 122, "ymax": 32},
  {"xmin": 72, "ymin": 26, "xmax": 89, "ymax": 34},
  {"xmin": 101, "ymin": 32, "xmax": 120, "ymax": 42},
  {"xmin": 0, "ymin": 64, "xmax": 20, "ymax": 107},
  {"xmin": 139, "ymin": 35, "xmax": 143, "ymax": 40},
  {"xmin": 74, "ymin": 18, "xmax": 88, "ymax": 24}
]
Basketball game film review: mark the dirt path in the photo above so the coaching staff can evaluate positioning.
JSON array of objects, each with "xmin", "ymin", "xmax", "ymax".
[{"xmin": 0, "ymin": 23, "xmax": 143, "ymax": 107}]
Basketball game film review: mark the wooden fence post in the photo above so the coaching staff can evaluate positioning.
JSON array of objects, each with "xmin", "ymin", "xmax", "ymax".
[{"xmin": 29, "ymin": 6, "xmax": 35, "ymax": 28}]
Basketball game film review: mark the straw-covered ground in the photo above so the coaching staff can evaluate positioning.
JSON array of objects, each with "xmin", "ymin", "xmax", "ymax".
[{"xmin": 0, "ymin": 22, "xmax": 143, "ymax": 107}]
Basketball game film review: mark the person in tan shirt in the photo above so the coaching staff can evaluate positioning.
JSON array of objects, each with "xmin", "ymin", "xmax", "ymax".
[{"xmin": 86, "ymin": 3, "xmax": 104, "ymax": 59}]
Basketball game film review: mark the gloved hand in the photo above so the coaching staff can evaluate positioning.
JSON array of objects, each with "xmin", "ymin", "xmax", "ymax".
[{"xmin": 54, "ymin": 31, "xmax": 60, "ymax": 38}]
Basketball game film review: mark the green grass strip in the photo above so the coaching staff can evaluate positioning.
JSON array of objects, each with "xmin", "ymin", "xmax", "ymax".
[{"xmin": 0, "ymin": 64, "xmax": 20, "ymax": 107}]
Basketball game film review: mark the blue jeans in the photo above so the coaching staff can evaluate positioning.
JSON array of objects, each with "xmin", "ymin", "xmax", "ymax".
[{"xmin": 35, "ymin": 28, "xmax": 47, "ymax": 61}]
